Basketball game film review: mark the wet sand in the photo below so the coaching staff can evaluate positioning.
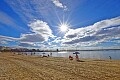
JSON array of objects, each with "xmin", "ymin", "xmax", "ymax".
[{"xmin": 0, "ymin": 52, "xmax": 120, "ymax": 80}]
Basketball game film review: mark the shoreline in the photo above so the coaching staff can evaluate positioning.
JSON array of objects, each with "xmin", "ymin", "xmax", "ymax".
[{"xmin": 9, "ymin": 51, "xmax": 120, "ymax": 60}]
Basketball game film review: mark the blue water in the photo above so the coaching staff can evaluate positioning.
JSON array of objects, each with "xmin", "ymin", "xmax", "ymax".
[{"xmin": 24, "ymin": 50, "xmax": 120, "ymax": 60}]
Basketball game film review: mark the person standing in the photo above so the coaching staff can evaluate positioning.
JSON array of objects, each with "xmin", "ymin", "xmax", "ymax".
[
  {"xmin": 75, "ymin": 54, "xmax": 79, "ymax": 61},
  {"xmin": 50, "ymin": 52, "xmax": 52, "ymax": 57}
]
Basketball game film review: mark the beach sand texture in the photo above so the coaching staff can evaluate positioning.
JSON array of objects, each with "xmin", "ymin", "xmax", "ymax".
[{"xmin": 0, "ymin": 52, "xmax": 120, "ymax": 80}]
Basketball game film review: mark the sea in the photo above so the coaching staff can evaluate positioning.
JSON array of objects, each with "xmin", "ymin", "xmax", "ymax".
[{"xmin": 23, "ymin": 50, "xmax": 120, "ymax": 60}]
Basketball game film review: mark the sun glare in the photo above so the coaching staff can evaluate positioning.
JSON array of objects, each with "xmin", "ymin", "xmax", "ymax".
[{"xmin": 59, "ymin": 24, "xmax": 69, "ymax": 32}]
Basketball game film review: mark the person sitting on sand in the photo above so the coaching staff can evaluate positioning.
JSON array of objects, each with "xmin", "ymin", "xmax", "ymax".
[
  {"xmin": 48, "ymin": 54, "xmax": 49, "ymax": 57},
  {"xmin": 69, "ymin": 55, "xmax": 73, "ymax": 60}
]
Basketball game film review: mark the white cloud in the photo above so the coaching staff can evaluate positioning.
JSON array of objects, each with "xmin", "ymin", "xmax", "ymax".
[
  {"xmin": 18, "ymin": 41, "xmax": 46, "ymax": 48},
  {"xmin": 0, "ymin": 41, "xmax": 7, "ymax": 45},
  {"xmin": 0, "ymin": 35, "xmax": 18, "ymax": 41},
  {"xmin": 17, "ymin": 19, "xmax": 55, "ymax": 47},
  {"xmin": 52, "ymin": 0, "xmax": 67, "ymax": 10},
  {"xmin": 0, "ymin": 35, "xmax": 18, "ymax": 45},
  {"xmin": 5, "ymin": 0, "xmax": 61, "ymax": 23},
  {"xmin": 52, "ymin": 37, "xmax": 62, "ymax": 43},
  {"xmin": 28, "ymin": 20, "xmax": 54, "ymax": 41},
  {"xmin": 18, "ymin": 20, "xmax": 55, "ymax": 47},
  {"xmin": 0, "ymin": 19, "xmax": 55, "ymax": 48},
  {"xmin": 5, "ymin": 0, "xmax": 37, "ymax": 22},
  {"xmin": 20, "ymin": 33, "xmax": 45, "ymax": 42},
  {"xmin": 63, "ymin": 16, "xmax": 120, "ymax": 46},
  {"xmin": 109, "ymin": 39, "xmax": 120, "ymax": 44},
  {"xmin": 19, "ymin": 42, "xmax": 34, "ymax": 47}
]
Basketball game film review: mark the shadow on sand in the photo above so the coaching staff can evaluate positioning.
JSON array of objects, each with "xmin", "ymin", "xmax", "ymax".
[{"xmin": 77, "ymin": 60, "xmax": 85, "ymax": 62}]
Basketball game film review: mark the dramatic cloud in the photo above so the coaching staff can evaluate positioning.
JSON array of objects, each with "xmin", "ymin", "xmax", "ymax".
[
  {"xmin": 5, "ymin": 0, "xmax": 64, "ymax": 23},
  {"xmin": 28, "ymin": 20, "xmax": 54, "ymax": 41},
  {"xmin": 20, "ymin": 33, "xmax": 45, "ymax": 42},
  {"xmin": 19, "ymin": 42, "xmax": 52, "ymax": 48},
  {"xmin": 0, "ymin": 16, "xmax": 120, "ymax": 48},
  {"xmin": 0, "ymin": 35, "xmax": 17, "ymax": 41},
  {"xmin": 0, "ymin": 35, "xmax": 18, "ymax": 45},
  {"xmin": 5, "ymin": 0, "xmax": 39, "ymax": 22},
  {"xmin": 51, "ymin": 0, "xmax": 67, "ymax": 10},
  {"xmin": 0, "ymin": 19, "xmax": 54, "ymax": 47},
  {"xmin": 18, "ymin": 20, "xmax": 55, "ymax": 47},
  {"xmin": 63, "ymin": 16, "xmax": 120, "ymax": 46},
  {"xmin": 52, "ymin": 37, "xmax": 62, "ymax": 43},
  {"xmin": 19, "ymin": 42, "xmax": 34, "ymax": 47},
  {"xmin": 0, "ymin": 41, "xmax": 7, "ymax": 45}
]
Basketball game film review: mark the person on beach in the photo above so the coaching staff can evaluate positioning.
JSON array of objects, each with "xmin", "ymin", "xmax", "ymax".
[
  {"xmin": 75, "ymin": 54, "xmax": 79, "ymax": 61},
  {"xmin": 73, "ymin": 52, "xmax": 80, "ymax": 61},
  {"xmin": 50, "ymin": 52, "xmax": 52, "ymax": 57},
  {"xmin": 109, "ymin": 56, "xmax": 112, "ymax": 60},
  {"xmin": 48, "ymin": 54, "xmax": 49, "ymax": 57},
  {"xmin": 69, "ymin": 55, "xmax": 73, "ymax": 60},
  {"xmin": 34, "ymin": 52, "xmax": 35, "ymax": 55}
]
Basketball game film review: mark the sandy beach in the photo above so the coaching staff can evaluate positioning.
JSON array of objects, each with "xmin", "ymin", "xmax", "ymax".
[{"xmin": 0, "ymin": 52, "xmax": 120, "ymax": 80}]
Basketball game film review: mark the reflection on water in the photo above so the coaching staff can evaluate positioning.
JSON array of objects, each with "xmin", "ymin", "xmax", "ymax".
[{"xmin": 24, "ymin": 50, "xmax": 120, "ymax": 60}]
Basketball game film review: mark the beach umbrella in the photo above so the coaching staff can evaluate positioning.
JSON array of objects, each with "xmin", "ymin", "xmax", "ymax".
[
  {"xmin": 42, "ymin": 52, "xmax": 46, "ymax": 54},
  {"xmin": 73, "ymin": 52, "xmax": 80, "ymax": 61},
  {"xmin": 73, "ymin": 52, "xmax": 80, "ymax": 54}
]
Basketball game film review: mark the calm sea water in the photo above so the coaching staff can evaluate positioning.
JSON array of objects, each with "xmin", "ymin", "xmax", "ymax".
[{"xmin": 24, "ymin": 50, "xmax": 120, "ymax": 60}]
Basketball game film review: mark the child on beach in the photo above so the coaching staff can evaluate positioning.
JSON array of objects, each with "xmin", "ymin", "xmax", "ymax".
[{"xmin": 69, "ymin": 55, "xmax": 73, "ymax": 60}]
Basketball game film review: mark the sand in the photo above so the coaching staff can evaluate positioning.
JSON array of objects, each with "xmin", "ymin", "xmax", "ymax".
[{"xmin": 0, "ymin": 52, "xmax": 120, "ymax": 80}]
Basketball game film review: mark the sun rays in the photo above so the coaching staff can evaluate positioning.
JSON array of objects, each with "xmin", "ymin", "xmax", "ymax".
[{"xmin": 59, "ymin": 23, "xmax": 69, "ymax": 32}]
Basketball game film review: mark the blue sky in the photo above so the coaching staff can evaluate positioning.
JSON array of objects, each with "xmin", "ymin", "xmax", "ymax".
[{"xmin": 0, "ymin": 0, "xmax": 120, "ymax": 49}]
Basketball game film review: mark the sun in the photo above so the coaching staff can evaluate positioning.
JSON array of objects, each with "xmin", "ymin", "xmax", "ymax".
[{"xmin": 59, "ymin": 23, "xmax": 69, "ymax": 32}]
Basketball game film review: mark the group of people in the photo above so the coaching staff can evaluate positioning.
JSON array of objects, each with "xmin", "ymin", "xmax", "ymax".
[
  {"xmin": 69, "ymin": 54, "xmax": 79, "ymax": 61},
  {"xmin": 42, "ymin": 52, "xmax": 52, "ymax": 57},
  {"xmin": 13, "ymin": 52, "xmax": 53, "ymax": 57}
]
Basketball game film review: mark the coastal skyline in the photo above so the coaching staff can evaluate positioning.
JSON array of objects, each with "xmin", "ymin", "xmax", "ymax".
[{"xmin": 0, "ymin": 0, "xmax": 120, "ymax": 49}]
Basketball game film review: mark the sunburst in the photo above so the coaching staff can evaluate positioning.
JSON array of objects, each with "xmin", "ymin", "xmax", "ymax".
[{"xmin": 59, "ymin": 23, "xmax": 69, "ymax": 32}]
